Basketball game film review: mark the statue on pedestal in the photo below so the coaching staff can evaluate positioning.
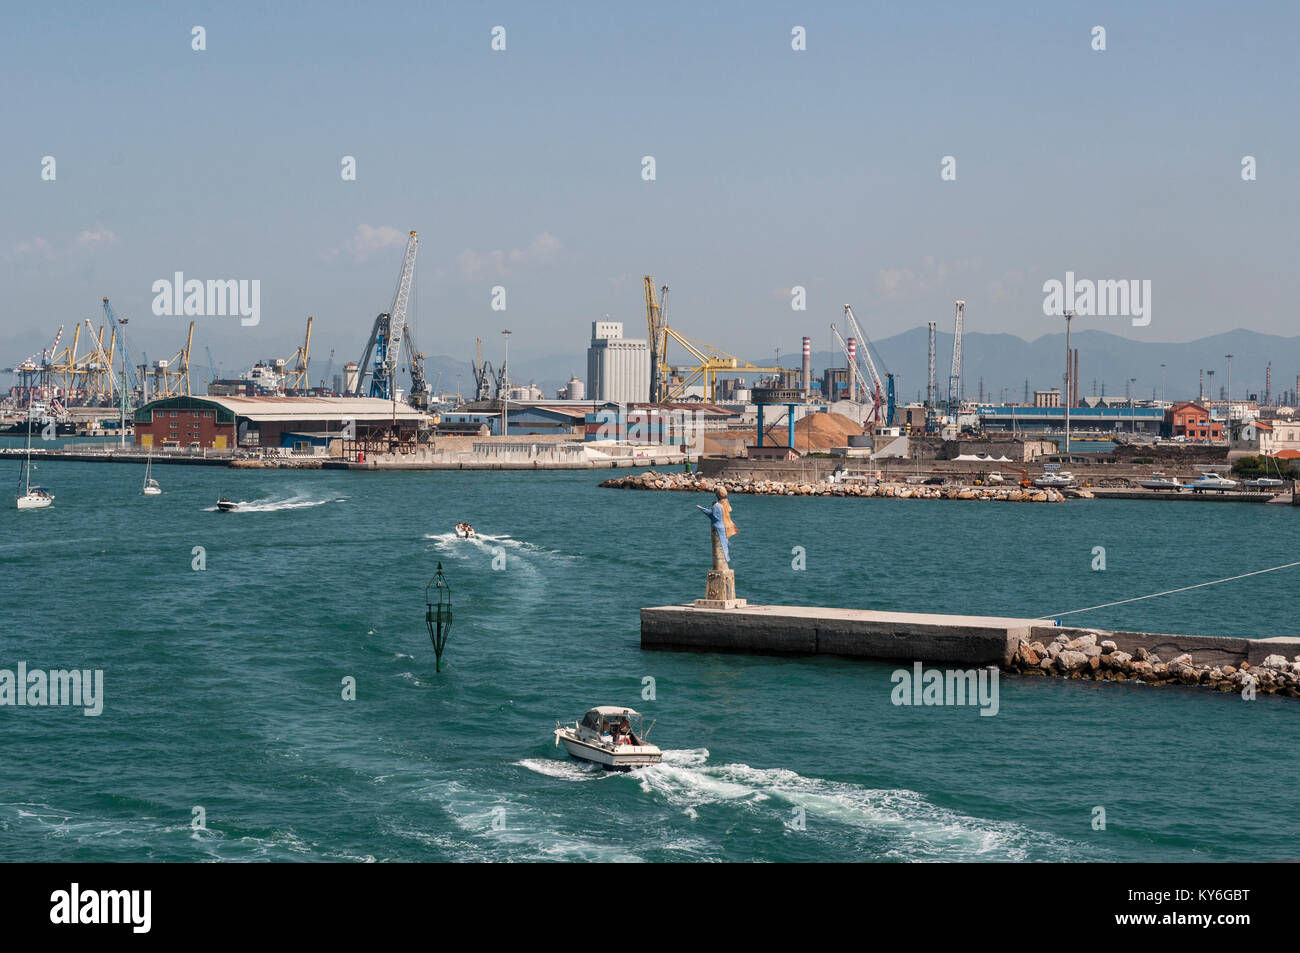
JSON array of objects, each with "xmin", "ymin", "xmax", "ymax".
[{"xmin": 695, "ymin": 487, "xmax": 745, "ymax": 608}]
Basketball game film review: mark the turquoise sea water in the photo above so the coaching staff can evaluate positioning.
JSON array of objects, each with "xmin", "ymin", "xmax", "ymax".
[{"xmin": 1, "ymin": 461, "xmax": 1297, "ymax": 862}]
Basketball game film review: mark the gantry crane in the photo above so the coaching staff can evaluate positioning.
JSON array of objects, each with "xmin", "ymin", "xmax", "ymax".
[
  {"xmin": 149, "ymin": 321, "xmax": 195, "ymax": 398},
  {"xmin": 644, "ymin": 276, "xmax": 781, "ymax": 402},
  {"xmin": 354, "ymin": 230, "xmax": 418, "ymax": 400}
]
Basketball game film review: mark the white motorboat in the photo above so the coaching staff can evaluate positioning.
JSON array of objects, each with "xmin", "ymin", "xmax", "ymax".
[
  {"xmin": 1034, "ymin": 470, "xmax": 1075, "ymax": 488},
  {"xmin": 216, "ymin": 497, "xmax": 239, "ymax": 512},
  {"xmin": 1189, "ymin": 472, "xmax": 1238, "ymax": 492},
  {"xmin": 554, "ymin": 706, "xmax": 661, "ymax": 770},
  {"xmin": 454, "ymin": 524, "xmax": 476, "ymax": 539},
  {"xmin": 14, "ymin": 409, "xmax": 53, "ymax": 510},
  {"xmin": 1137, "ymin": 472, "xmax": 1183, "ymax": 491},
  {"xmin": 142, "ymin": 452, "xmax": 162, "ymax": 495}
]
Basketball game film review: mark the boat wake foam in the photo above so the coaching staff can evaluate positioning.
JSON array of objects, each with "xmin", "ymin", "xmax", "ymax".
[
  {"xmin": 206, "ymin": 494, "xmax": 345, "ymax": 513},
  {"xmin": 423, "ymin": 531, "xmax": 577, "ymax": 562},
  {"xmin": 632, "ymin": 749, "xmax": 1093, "ymax": 862},
  {"xmin": 515, "ymin": 758, "xmax": 605, "ymax": 782}
]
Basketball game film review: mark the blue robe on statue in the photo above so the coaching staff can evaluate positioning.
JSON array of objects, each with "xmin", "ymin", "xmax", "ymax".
[{"xmin": 698, "ymin": 501, "xmax": 730, "ymax": 562}]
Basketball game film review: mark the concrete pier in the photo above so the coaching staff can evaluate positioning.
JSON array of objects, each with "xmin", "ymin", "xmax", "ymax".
[
  {"xmin": 641, "ymin": 604, "xmax": 1039, "ymax": 665},
  {"xmin": 640, "ymin": 603, "xmax": 1300, "ymax": 671}
]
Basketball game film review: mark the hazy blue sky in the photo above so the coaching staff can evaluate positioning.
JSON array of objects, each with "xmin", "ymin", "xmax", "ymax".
[{"xmin": 2, "ymin": 1, "xmax": 1296, "ymax": 379}]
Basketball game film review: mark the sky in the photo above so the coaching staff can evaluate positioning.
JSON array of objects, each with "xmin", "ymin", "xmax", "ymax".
[{"xmin": 2, "ymin": 0, "xmax": 1296, "ymax": 386}]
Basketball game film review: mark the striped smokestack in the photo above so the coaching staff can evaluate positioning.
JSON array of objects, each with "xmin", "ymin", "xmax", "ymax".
[
  {"xmin": 847, "ymin": 337, "xmax": 857, "ymax": 403},
  {"xmin": 801, "ymin": 336, "xmax": 811, "ymax": 396}
]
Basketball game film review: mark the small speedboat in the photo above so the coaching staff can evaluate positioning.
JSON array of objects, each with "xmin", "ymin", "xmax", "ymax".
[
  {"xmin": 216, "ymin": 498, "xmax": 239, "ymax": 512},
  {"xmin": 554, "ymin": 706, "xmax": 661, "ymax": 771},
  {"xmin": 1138, "ymin": 472, "xmax": 1183, "ymax": 491},
  {"xmin": 454, "ymin": 524, "xmax": 476, "ymax": 539}
]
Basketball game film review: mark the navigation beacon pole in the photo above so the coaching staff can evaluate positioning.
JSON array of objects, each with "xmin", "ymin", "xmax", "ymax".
[{"xmin": 425, "ymin": 562, "xmax": 453, "ymax": 672}]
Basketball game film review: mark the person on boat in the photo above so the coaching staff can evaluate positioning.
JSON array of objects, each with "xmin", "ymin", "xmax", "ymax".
[{"xmin": 455, "ymin": 522, "xmax": 465, "ymax": 536}]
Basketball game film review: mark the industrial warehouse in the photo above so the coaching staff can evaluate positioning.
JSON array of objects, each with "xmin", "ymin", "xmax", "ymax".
[{"xmin": 131, "ymin": 395, "xmax": 429, "ymax": 455}]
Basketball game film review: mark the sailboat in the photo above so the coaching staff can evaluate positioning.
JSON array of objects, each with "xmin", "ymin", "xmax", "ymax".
[
  {"xmin": 15, "ymin": 407, "xmax": 54, "ymax": 510},
  {"xmin": 142, "ymin": 450, "xmax": 162, "ymax": 495}
]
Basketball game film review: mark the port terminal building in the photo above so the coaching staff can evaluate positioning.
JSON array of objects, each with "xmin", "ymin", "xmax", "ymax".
[
  {"xmin": 132, "ymin": 395, "xmax": 429, "ymax": 451},
  {"xmin": 976, "ymin": 404, "xmax": 1167, "ymax": 434}
]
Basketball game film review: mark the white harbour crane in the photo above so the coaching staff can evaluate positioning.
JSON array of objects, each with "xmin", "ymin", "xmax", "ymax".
[{"xmin": 354, "ymin": 230, "xmax": 419, "ymax": 400}]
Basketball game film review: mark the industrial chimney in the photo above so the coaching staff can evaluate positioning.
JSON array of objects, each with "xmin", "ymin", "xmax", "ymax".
[
  {"xmin": 847, "ymin": 338, "xmax": 857, "ymax": 403},
  {"xmin": 801, "ymin": 336, "xmax": 811, "ymax": 398}
]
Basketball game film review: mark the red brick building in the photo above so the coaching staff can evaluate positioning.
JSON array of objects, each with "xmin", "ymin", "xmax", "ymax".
[
  {"xmin": 1164, "ymin": 401, "xmax": 1222, "ymax": 441},
  {"xmin": 133, "ymin": 395, "xmax": 428, "ymax": 451}
]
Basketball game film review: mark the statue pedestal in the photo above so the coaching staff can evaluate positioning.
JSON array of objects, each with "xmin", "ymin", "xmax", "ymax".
[{"xmin": 694, "ymin": 568, "xmax": 747, "ymax": 610}]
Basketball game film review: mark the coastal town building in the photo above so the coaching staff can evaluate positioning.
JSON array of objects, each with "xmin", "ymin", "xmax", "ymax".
[{"xmin": 1164, "ymin": 401, "xmax": 1222, "ymax": 441}]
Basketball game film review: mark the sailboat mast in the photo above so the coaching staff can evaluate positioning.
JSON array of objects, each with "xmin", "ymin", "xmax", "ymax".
[{"xmin": 24, "ymin": 408, "xmax": 33, "ymax": 494}]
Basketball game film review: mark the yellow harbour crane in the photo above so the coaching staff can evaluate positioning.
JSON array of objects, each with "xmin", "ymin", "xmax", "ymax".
[
  {"xmin": 279, "ymin": 315, "xmax": 312, "ymax": 391},
  {"xmin": 643, "ymin": 275, "xmax": 782, "ymax": 403},
  {"xmin": 149, "ymin": 321, "xmax": 195, "ymax": 398}
]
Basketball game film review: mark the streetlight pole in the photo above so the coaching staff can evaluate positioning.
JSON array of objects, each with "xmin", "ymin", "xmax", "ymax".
[
  {"xmin": 118, "ymin": 317, "xmax": 129, "ymax": 447},
  {"xmin": 1129, "ymin": 378, "xmax": 1137, "ymax": 435},
  {"xmin": 1160, "ymin": 363, "xmax": 1166, "ymax": 404},
  {"xmin": 1062, "ymin": 311, "xmax": 1074, "ymax": 457},
  {"xmin": 1225, "ymin": 353, "xmax": 1233, "ymax": 423}
]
